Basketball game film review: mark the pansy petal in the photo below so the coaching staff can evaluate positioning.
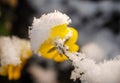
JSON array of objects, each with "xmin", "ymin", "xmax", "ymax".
[
  {"xmin": 38, "ymin": 39, "xmax": 54, "ymax": 53},
  {"xmin": 66, "ymin": 28, "xmax": 78, "ymax": 44},
  {"xmin": 0, "ymin": 66, "xmax": 8, "ymax": 76},
  {"xmin": 40, "ymin": 49, "xmax": 58, "ymax": 59},
  {"xmin": 13, "ymin": 65, "xmax": 21, "ymax": 80},
  {"xmin": 54, "ymin": 54, "xmax": 67, "ymax": 62},
  {"xmin": 8, "ymin": 65, "xmax": 14, "ymax": 80},
  {"xmin": 68, "ymin": 44, "xmax": 79, "ymax": 52},
  {"xmin": 37, "ymin": 38, "xmax": 59, "ymax": 59},
  {"xmin": 50, "ymin": 24, "xmax": 69, "ymax": 38}
]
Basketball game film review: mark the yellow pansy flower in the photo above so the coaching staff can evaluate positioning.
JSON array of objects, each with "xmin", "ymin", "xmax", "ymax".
[
  {"xmin": 37, "ymin": 24, "xmax": 79, "ymax": 62},
  {"xmin": 0, "ymin": 36, "xmax": 32, "ymax": 80},
  {"xmin": 29, "ymin": 11, "xmax": 79, "ymax": 62}
]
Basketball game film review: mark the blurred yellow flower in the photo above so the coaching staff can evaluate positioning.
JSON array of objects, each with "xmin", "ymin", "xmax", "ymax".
[{"xmin": 0, "ymin": 36, "xmax": 32, "ymax": 80}]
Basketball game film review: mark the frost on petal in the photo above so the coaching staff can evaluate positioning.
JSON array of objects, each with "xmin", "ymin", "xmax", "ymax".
[{"xmin": 0, "ymin": 36, "xmax": 31, "ymax": 66}]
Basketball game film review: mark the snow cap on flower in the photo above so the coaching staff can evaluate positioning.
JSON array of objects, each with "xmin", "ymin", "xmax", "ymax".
[
  {"xmin": 0, "ymin": 36, "xmax": 31, "ymax": 66},
  {"xmin": 29, "ymin": 10, "xmax": 72, "ymax": 52},
  {"xmin": 0, "ymin": 36, "xmax": 21, "ymax": 66}
]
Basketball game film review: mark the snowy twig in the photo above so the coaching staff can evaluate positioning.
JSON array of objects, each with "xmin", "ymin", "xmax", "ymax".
[
  {"xmin": 53, "ymin": 31, "xmax": 120, "ymax": 83},
  {"xmin": 53, "ymin": 31, "xmax": 86, "ymax": 80}
]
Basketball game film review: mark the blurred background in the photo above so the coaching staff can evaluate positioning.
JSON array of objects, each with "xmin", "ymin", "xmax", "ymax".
[{"xmin": 0, "ymin": 0, "xmax": 120, "ymax": 83}]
